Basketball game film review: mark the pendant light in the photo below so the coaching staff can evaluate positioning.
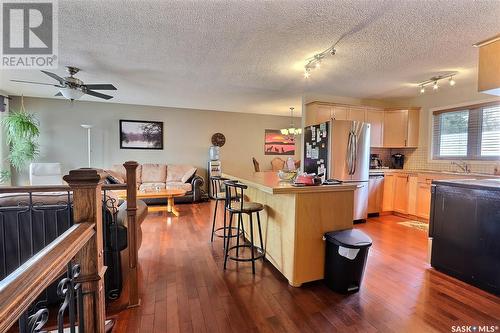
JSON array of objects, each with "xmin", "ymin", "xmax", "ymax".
[{"xmin": 280, "ymin": 107, "xmax": 302, "ymax": 137}]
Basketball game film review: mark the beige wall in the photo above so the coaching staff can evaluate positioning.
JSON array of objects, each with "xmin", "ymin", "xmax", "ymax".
[{"xmin": 9, "ymin": 97, "xmax": 301, "ymax": 185}]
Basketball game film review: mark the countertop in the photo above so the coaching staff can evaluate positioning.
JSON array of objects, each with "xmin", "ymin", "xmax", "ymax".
[
  {"xmin": 222, "ymin": 172, "xmax": 360, "ymax": 195},
  {"xmin": 432, "ymin": 178, "xmax": 500, "ymax": 191},
  {"xmin": 369, "ymin": 168, "xmax": 500, "ymax": 179}
]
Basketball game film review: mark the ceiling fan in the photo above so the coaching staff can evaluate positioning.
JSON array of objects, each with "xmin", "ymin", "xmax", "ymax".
[{"xmin": 11, "ymin": 66, "xmax": 117, "ymax": 101}]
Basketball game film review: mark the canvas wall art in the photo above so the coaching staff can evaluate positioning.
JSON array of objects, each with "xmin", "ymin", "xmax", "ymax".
[
  {"xmin": 120, "ymin": 120, "xmax": 164, "ymax": 149},
  {"xmin": 264, "ymin": 129, "xmax": 295, "ymax": 155}
]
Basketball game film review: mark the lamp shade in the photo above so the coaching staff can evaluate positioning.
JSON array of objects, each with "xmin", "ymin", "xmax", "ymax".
[{"xmin": 59, "ymin": 87, "xmax": 84, "ymax": 100}]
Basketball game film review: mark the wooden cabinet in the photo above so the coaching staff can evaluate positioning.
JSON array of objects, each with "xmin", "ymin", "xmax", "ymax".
[
  {"xmin": 382, "ymin": 174, "xmax": 395, "ymax": 211},
  {"xmin": 305, "ymin": 103, "xmax": 332, "ymax": 126},
  {"xmin": 407, "ymin": 175, "xmax": 418, "ymax": 216},
  {"xmin": 332, "ymin": 106, "xmax": 348, "ymax": 120},
  {"xmin": 393, "ymin": 174, "xmax": 409, "ymax": 214},
  {"xmin": 365, "ymin": 109, "xmax": 384, "ymax": 147},
  {"xmin": 368, "ymin": 175, "xmax": 384, "ymax": 214},
  {"xmin": 348, "ymin": 106, "xmax": 366, "ymax": 122},
  {"xmin": 417, "ymin": 181, "xmax": 432, "ymax": 219},
  {"xmin": 383, "ymin": 109, "xmax": 420, "ymax": 148}
]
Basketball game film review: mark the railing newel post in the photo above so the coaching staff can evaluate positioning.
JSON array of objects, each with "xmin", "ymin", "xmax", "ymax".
[
  {"xmin": 63, "ymin": 168, "xmax": 106, "ymax": 333},
  {"xmin": 123, "ymin": 161, "xmax": 140, "ymax": 308}
]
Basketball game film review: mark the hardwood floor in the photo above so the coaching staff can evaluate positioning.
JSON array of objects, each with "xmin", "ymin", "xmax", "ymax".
[{"xmin": 111, "ymin": 202, "xmax": 500, "ymax": 332}]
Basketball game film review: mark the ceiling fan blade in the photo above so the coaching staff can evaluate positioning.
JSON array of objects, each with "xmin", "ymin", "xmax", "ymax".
[
  {"xmin": 84, "ymin": 84, "xmax": 117, "ymax": 90},
  {"xmin": 55, "ymin": 92, "xmax": 62, "ymax": 96},
  {"xmin": 41, "ymin": 70, "xmax": 65, "ymax": 84},
  {"xmin": 85, "ymin": 90, "xmax": 113, "ymax": 100},
  {"xmin": 11, "ymin": 79, "xmax": 59, "ymax": 86}
]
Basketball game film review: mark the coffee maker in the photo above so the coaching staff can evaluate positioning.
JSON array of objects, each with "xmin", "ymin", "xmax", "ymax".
[
  {"xmin": 370, "ymin": 154, "xmax": 383, "ymax": 169},
  {"xmin": 391, "ymin": 153, "xmax": 405, "ymax": 169}
]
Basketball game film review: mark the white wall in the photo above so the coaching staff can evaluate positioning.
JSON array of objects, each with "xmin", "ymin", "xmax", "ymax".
[{"xmin": 9, "ymin": 97, "xmax": 301, "ymax": 185}]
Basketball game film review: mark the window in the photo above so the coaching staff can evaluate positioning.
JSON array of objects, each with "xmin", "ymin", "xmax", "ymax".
[{"xmin": 432, "ymin": 102, "xmax": 500, "ymax": 160}]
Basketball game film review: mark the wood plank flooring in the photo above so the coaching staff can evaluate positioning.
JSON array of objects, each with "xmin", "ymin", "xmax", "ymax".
[{"xmin": 111, "ymin": 202, "xmax": 500, "ymax": 332}]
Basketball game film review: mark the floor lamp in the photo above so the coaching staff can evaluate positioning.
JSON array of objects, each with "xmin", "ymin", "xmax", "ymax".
[{"xmin": 80, "ymin": 124, "xmax": 93, "ymax": 167}]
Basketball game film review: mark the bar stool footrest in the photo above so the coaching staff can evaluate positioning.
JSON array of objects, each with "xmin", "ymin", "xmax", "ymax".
[
  {"xmin": 213, "ymin": 226, "xmax": 242, "ymax": 239},
  {"xmin": 227, "ymin": 244, "xmax": 265, "ymax": 262}
]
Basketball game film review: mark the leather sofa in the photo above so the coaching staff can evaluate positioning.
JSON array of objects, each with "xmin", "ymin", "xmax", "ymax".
[
  {"xmin": 0, "ymin": 191, "xmax": 148, "ymax": 302},
  {"xmin": 109, "ymin": 163, "xmax": 205, "ymax": 204}
]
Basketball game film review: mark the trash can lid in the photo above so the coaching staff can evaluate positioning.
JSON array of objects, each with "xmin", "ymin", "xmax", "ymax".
[{"xmin": 324, "ymin": 229, "xmax": 372, "ymax": 249}]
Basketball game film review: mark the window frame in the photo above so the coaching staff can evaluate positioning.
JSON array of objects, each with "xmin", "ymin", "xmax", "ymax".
[{"xmin": 431, "ymin": 101, "xmax": 500, "ymax": 161}]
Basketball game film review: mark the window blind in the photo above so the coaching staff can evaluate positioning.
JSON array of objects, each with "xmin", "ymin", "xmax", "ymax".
[{"xmin": 432, "ymin": 102, "xmax": 500, "ymax": 160}]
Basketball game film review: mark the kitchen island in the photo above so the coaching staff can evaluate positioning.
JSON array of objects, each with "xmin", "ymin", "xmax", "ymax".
[{"xmin": 222, "ymin": 172, "xmax": 359, "ymax": 287}]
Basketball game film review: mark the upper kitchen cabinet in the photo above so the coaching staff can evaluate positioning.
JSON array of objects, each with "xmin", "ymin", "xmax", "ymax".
[
  {"xmin": 383, "ymin": 108, "xmax": 420, "ymax": 148},
  {"xmin": 365, "ymin": 108, "xmax": 384, "ymax": 147},
  {"xmin": 348, "ymin": 106, "xmax": 366, "ymax": 122},
  {"xmin": 304, "ymin": 102, "xmax": 332, "ymax": 126},
  {"xmin": 333, "ymin": 105, "xmax": 349, "ymax": 120}
]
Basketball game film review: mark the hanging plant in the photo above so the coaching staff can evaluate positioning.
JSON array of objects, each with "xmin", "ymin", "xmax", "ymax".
[{"xmin": 0, "ymin": 96, "xmax": 40, "ymax": 181}]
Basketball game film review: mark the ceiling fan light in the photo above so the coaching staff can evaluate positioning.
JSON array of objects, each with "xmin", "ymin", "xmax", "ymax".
[{"xmin": 59, "ymin": 87, "xmax": 84, "ymax": 100}]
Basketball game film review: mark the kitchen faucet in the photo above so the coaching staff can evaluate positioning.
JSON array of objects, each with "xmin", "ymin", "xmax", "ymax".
[{"xmin": 451, "ymin": 161, "xmax": 470, "ymax": 173}]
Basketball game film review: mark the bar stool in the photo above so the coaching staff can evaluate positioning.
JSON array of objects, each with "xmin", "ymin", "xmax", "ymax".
[
  {"xmin": 223, "ymin": 180, "xmax": 265, "ymax": 274},
  {"xmin": 209, "ymin": 176, "xmax": 241, "ymax": 246}
]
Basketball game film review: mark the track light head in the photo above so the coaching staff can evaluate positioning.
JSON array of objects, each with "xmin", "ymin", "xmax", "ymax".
[
  {"xmin": 420, "ymin": 86, "xmax": 425, "ymax": 94},
  {"xmin": 449, "ymin": 77, "xmax": 456, "ymax": 86},
  {"xmin": 433, "ymin": 81, "xmax": 439, "ymax": 90}
]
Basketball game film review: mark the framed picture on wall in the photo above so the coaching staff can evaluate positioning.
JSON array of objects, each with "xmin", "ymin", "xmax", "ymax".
[
  {"xmin": 264, "ymin": 129, "xmax": 295, "ymax": 155},
  {"xmin": 120, "ymin": 120, "xmax": 164, "ymax": 149}
]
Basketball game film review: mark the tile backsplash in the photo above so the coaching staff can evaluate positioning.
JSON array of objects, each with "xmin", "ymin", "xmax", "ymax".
[{"xmin": 370, "ymin": 147, "xmax": 499, "ymax": 174}]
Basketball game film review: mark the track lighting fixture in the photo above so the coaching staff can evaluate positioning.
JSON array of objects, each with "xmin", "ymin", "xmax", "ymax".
[
  {"xmin": 449, "ymin": 76, "xmax": 456, "ymax": 86},
  {"xmin": 416, "ymin": 72, "xmax": 458, "ymax": 94},
  {"xmin": 303, "ymin": 42, "xmax": 338, "ymax": 78}
]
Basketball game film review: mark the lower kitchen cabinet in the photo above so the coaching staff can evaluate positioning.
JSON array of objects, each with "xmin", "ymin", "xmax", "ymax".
[
  {"xmin": 407, "ymin": 175, "xmax": 418, "ymax": 216},
  {"xmin": 382, "ymin": 174, "xmax": 395, "ymax": 211},
  {"xmin": 416, "ymin": 182, "xmax": 432, "ymax": 219},
  {"xmin": 368, "ymin": 175, "xmax": 384, "ymax": 214},
  {"xmin": 393, "ymin": 174, "xmax": 409, "ymax": 214},
  {"xmin": 430, "ymin": 180, "xmax": 500, "ymax": 294}
]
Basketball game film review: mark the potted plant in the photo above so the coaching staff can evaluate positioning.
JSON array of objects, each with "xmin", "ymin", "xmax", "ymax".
[{"xmin": 0, "ymin": 97, "xmax": 40, "ymax": 183}]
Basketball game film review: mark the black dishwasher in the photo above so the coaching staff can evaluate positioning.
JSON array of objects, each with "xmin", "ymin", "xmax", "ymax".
[{"xmin": 429, "ymin": 179, "xmax": 500, "ymax": 295}]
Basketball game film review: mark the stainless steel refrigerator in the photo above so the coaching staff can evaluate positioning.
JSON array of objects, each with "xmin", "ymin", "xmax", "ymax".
[{"xmin": 303, "ymin": 120, "xmax": 371, "ymax": 221}]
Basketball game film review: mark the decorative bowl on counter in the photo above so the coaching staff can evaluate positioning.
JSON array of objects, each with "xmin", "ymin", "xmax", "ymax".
[{"xmin": 278, "ymin": 169, "xmax": 298, "ymax": 182}]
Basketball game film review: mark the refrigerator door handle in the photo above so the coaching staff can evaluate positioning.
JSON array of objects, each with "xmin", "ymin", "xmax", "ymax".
[{"xmin": 346, "ymin": 129, "xmax": 357, "ymax": 175}]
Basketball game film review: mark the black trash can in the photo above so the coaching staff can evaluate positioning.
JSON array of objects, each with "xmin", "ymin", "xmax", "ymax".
[{"xmin": 324, "ymin": 229, "xmax": 372, "ymax": 293}]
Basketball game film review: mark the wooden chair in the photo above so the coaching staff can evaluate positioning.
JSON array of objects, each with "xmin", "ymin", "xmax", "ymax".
[
  {"xmin": 252, "ymin": 157, "xmax": 260, "ymax": 172},
  {"xmin": 271, "ymin": 157, "xmax": 285, "ymax": 171}
]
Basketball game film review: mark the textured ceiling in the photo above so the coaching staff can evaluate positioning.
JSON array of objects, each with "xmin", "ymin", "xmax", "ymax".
[{"xmin": 1, "ymin": 0, "xmax": 499, "ymax": 115}]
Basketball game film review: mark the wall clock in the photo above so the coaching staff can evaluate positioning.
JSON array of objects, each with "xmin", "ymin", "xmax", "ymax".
[{"xmin": 211, "ymin": 133, "xmax": 226, "ymax": 147}]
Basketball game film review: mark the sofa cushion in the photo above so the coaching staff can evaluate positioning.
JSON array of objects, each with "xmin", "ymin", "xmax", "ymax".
[
  {"xmin": 139, "ymin": 182, "xmax": 166, "ymax": 192},
  {"xmin": 141, "ymin": 164, "xmax": 167, "ymax": 183},
  {"xmin": 166, "ymin": 182, "xmax": 192, "ymax": 192},
  {"xmin": 167, "ymin": 165, "xmax": 194, "ymax": 182},
  {"xmin": 112, "ymin": 164, "xmax": 142, "ymax": 184}
]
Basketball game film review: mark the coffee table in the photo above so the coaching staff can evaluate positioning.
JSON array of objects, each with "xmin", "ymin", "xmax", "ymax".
[{"xmin": 116, "ymin": 188, "xmax": 187, "ymax": 217}]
